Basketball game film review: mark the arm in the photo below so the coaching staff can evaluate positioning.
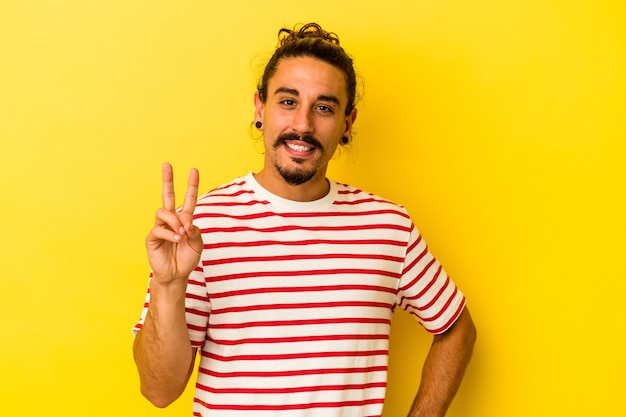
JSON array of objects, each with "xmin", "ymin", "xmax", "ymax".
[
  {"xmin": 407, "ymin": 307, "xmax": 477, "ymax": 417},
  {"xmin": 133, "ymin": 163, "xmax": 203, "ymax": 407},
  {"xmin": 133, "ymin": 280, "xmax": 197, "ymax": 407}
]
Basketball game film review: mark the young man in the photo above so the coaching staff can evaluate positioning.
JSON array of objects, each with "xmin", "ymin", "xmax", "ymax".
[{"xmin": 133, "ymin": 23, "xmax": 476, "ymax": 417}]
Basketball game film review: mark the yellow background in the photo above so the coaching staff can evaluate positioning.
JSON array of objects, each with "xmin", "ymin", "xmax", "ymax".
[{"xmin": 1, "ymin": 1, "xmax": 624, "ymax": 416}]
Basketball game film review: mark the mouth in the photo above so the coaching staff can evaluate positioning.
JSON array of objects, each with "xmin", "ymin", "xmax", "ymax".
[
  {"xmin": 276, "ymin": 133, "xmax": 322, "ymax": 157},
  {"xmin": 285, "ymin": 141, "xmax": 314, "ymax": 153}
]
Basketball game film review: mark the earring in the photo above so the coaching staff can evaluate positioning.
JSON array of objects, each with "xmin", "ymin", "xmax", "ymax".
[
  {"xmin": 341, "ymin": 136, "xmax": 350, "ymax": 144},
  {"xmin": 255, "ymin": 121, "xmax": 263, "ymax": 129}
]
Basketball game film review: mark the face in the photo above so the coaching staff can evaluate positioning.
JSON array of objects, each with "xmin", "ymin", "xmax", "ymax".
[{"xmin": 255, "ymin": 56, "xmax": 357, "ymax": 188}]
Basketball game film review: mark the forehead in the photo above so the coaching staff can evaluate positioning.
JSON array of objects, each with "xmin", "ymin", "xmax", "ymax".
[{"xmin": 268, "ymin": 56, "xmax": 348, "ymax": 103}]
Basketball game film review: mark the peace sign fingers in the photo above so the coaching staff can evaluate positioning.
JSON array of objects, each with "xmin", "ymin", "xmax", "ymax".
[
  {"xmin": 147, "ymin": 163, "xmax": 203, "ymax": 284},
  {"xmin": 161, "ymin": 162, "xmax": 199, "ymax": 210},
  {"xmin": 160, "ymin": 163, "xmax": 199, "ymax": 233}
]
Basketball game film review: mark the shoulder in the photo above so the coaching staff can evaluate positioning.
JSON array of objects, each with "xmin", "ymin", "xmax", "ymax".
[
  {"xmin": 331, "ymin": 182, "xmax": 412, "ymax": 228},
  {"xmin": 334, "ymin": 182, "xmax": 408, "ymax": 211},
  {"xmin": 198, "ymin": 176, "xmax": 249, "ymax": 201},
  {"xmin": 194, "ymin": 175, "xmax": 268, "ymax": 214}
]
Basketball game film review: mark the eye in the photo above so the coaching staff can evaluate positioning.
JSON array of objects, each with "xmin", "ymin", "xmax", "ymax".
[
  {"xmin": 279, "ymin": 99, "xmax": 296, "ymax": 107},
  {"xmin": 316, "ymin": 105, "xmax": 334, "ymax": 114}
]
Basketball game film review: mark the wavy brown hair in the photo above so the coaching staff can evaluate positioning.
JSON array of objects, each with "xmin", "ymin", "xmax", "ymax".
[{"xmin": 257, "ymin": 23, "xmax": 357, "ymax": 116}]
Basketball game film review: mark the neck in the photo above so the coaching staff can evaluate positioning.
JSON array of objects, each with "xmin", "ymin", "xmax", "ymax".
[{"xmin": 253, "ymin": 169, "xmax": 330, "ymax": 202}]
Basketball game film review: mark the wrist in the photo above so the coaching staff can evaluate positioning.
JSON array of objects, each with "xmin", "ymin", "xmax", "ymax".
[{"xmin": 149, "ymin": 277, "xmax": 188, "ymax": 304}]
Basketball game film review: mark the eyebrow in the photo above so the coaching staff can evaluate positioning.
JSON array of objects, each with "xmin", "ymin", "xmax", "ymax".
[{"xmin": 274, "ymin": 87, "xmax": 341, "ymax": 106}]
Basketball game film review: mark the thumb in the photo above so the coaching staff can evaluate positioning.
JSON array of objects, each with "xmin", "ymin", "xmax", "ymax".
[{"xmin": 187, "ymin": 225, "xmax": 203, "ymax": 255}]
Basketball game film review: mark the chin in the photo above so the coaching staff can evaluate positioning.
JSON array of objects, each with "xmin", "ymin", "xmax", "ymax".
[{"xmin": 276, "ymin": 164, "xmax": 317, "ymax": 186}]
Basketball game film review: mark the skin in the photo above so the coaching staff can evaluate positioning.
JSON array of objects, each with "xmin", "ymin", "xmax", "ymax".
[
  {"xmin": 133, "ymin": 55, "xmax": 477, "ymax": 415},
  {"xmin": 133, "ymin": 163, "xmax": 202, "ymax": 407},
  {"xmin": 407, "ymin": 308, "xmax": 476, "ymax": 417},
  {"xmin": 253, "ymin": 56, "xmax": 357, "ymax": 202}
]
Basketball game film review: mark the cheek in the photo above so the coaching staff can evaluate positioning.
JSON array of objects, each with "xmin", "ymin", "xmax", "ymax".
[
  {"xmin": 263, "ymin": 114, "xmax": 290, "ymax": 134},
  {"xmin": 327, "ymin": 122, "xmax": 348, "ymax": 142},
  {"xmin": 263, "ymin": 135, "xmax": 277, "ymax": 152}
]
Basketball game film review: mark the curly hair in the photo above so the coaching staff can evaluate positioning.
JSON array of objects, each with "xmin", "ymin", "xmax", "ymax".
[{"xmin": 257, "ymin": 23, "xmax": 357, "ymax": 116}]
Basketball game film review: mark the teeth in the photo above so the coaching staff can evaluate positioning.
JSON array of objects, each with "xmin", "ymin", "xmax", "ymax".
[{"xmin": 286, "ymin": 143, "xmax": 312, "ymax": 152}]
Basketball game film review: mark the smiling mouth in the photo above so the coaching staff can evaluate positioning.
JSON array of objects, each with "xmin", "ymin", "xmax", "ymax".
[
  {"xmin": 285, "ymin": 142, "xmax": 314, "ymax": 152},
  {"xmin": 275, "ymin": 133, "xmax": 323, "ymax": 154}
]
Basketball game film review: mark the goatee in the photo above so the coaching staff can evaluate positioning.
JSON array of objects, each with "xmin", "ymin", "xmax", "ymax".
[
  {"xmin": 276, "ymin": 164, "xmax": 317, "ymax": 185},
  {"xmin": 272, "ymin": 133, "xmax": 322, "ymax": 186}
]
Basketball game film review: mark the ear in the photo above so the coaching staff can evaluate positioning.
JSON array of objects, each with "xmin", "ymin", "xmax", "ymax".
[
  {"xmin": 254, "ymin": 92, "xmax": 265, "ymax": 124},
  {"xmin": 343, "ymin": 107, "xmax": 358, "ymax": 137}
]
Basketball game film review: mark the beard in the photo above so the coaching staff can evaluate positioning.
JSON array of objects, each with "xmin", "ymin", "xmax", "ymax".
[
  {"xmin": 272, "ymin": 133, "xmax": 324, "ymax": 186},
  {"xmin": 276, "ymin": 163, "xmax": 316, "ymax": 186}
]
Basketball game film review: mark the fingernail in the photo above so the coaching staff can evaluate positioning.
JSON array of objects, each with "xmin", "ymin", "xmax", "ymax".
[
  {"xmin": 173, "ymin": 234, "xmax": 181, "ymax": 241},
  {"xmin": 179, "ymin": 226, "xmax": 186, "ymax": 235}
]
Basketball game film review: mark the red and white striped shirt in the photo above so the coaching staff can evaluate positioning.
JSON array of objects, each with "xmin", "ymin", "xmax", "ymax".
[{"xmin": 135, "ymin": 173, "xmax": 465, "ymax": 417}]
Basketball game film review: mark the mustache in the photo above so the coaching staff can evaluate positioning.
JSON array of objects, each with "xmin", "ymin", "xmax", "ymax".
[{"xmin": 275, "ymin": 133, "xmax": 323, "ymax": 150}]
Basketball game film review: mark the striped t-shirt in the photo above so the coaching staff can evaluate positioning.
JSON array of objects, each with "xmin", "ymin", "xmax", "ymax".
[{"xmin": 134, "ymin": 173, "xmax": 465, "ymax": 417}]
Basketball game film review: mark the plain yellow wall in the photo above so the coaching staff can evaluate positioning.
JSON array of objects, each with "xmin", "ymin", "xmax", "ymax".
[{"xmin": 1, "ymin": 1, "xmax": 625, "ymax": 416}]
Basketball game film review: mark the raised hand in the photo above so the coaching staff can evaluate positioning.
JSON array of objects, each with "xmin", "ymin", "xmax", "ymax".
[{"xmin": 146, "ymin": 163, "xmax": 203, "ymax": 284}]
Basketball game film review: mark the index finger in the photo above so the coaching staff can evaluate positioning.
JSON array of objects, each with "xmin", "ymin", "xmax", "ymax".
[
  {"xmin": 181, "ymin": 167, "xmax": 199, "ymax": 215},
  {"xmin": 161, "ymin": 162, "xmax": 176, "ymax": 211}
]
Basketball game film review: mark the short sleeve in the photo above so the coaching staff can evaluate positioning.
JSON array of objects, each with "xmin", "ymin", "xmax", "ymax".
[{"xmin": 396, "ymin": 223, "xmax": 466, "ymax": 334}]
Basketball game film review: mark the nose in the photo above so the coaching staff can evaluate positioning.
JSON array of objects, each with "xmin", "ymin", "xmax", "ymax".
[{"xmin": 291, "ymin": 107, "xmax": 313, "ymax": 135}]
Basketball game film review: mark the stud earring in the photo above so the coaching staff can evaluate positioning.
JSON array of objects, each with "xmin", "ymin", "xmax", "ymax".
[
  {"xmin": 255, "ymin": 121, "xmax": 263, "ymax": 129},
  {"xmin": 341, "ymin": 136, "xmax": 350, "ymax": 144}
]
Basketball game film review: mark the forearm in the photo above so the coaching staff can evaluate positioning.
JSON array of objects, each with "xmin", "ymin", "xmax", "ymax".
[
  {"xmin": 408, "ymin": 308, "xmax": 476, "ymax": 417},
  {"xmin": 133, "ymin": 279, "xmax": 195, "ymax": 407}
]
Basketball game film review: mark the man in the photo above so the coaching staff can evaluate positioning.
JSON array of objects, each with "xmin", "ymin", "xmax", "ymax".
[{"xmin": 133, "ymin": 23, "xmax": 476, "ymax": 417}]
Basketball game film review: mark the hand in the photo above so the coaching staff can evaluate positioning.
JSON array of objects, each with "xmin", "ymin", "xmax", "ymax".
[{"xmin": 146, "ymin": 163, "xmax": 203, "ymax": 284}]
